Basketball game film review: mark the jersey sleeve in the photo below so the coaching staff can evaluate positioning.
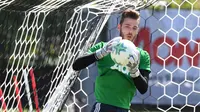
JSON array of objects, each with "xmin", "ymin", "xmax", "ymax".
[
  {"xmin": 138, "ymin": 49, "xmax": 151, "ymax": 72},
  {"xmin": 88, "ymin": 41, "xmax": 105, "ymax": 53}
]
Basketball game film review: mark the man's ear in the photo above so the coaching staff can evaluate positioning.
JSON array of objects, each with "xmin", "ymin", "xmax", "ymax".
[{"xmin": 117, "ymin": 24, "xmax": 121, "ymax": 31}]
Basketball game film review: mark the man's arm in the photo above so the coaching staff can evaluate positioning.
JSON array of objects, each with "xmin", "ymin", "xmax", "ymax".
[
  {"xmin": 72, "ymin": 53, "xmax": 97, "ymax": 71},
  {"xmin": 126, "ymin": 48, "xmax": 151, "ymax": 94},
  {"xmin": 73, "ymin": 37, "xmax": 122, "ymax": 71},
  {"xmin": 132, "ymin": 69, "xmax": 150, "ymax": 94}
]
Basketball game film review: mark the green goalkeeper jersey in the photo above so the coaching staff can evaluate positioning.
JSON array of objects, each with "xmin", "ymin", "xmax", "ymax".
[{"xmin": 88, "ymin": 41, "xmax": 151, "ymax": 109}]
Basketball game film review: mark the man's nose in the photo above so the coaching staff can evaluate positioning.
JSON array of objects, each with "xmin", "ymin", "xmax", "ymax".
[
  {"xmin": 128, "ymin": 30, "xmax": 132, "ymax": 35},
  {"xmin": 128, "ymin": 29, "xmax": 132, "ymax": 34}
]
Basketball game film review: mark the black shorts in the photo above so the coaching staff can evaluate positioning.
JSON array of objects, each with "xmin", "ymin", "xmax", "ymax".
[{"xmin": 91, "ymin": 102, "xmax": 129, "ymax": 112}]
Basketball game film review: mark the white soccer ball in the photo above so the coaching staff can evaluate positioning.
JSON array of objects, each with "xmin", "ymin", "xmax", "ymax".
[{"xmin": 110, "ymin": 39, "xmax": 139, "ymax": 66}]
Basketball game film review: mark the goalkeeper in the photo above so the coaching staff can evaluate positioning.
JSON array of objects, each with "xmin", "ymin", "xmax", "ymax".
[{"xmin": 72, "ymin": 9, "xmax": 151, "ymax": 112}]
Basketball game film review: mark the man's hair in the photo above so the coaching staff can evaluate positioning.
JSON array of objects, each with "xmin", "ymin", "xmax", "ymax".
[{"xmin": 120, "ymin": 9, "xmax": 140, "ymax": 24}]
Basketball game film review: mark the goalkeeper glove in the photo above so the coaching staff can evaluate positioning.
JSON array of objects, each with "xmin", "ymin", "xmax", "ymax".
[
  {"xmin": 95, "ymin": 36, "xmax": 122, "ymax": 60},
  {"xmin": 127, "ymin": 49, "xmax": 140, "ymax": 78}
]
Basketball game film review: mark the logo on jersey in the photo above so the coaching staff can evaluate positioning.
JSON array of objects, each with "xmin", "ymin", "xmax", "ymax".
[{"xmin": 110, "ymin": 64, "xmax": 130, "ymax": 75}]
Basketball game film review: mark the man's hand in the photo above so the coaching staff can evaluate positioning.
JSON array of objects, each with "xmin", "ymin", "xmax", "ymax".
[
  {"xmin": 95, "ymin": 37, "xmax": 122, "ymax": 60},
  {"xmin": 127, "ymin": 49, "xmax": 140, "ymax": 78}
]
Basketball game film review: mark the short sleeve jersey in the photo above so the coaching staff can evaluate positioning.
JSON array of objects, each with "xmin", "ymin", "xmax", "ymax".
[{"xmin": 88, "ymin": 41, "xmax": 151, "ymax": 109}]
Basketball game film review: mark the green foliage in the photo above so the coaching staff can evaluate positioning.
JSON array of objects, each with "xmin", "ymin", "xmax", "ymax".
[
  {"xmin": 169, "ymin": 0, "xmax": 199, "ymax": 9},
  {"xmin": 152, "ymin": 0, "xmax": 200, "ymax": 10}
]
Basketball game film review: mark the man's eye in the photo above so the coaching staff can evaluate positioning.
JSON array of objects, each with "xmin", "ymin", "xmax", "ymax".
[{"xmin": 133, "ymin": 27, "xmax": 138, "ymax": 30}]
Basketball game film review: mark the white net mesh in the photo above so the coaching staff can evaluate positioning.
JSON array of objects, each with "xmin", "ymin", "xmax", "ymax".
[
  {"xmin": 0, "ymin": 0, "xmax": 199, "ymax": 112},
  {"xmin": 152, "ymin": 1, "xmax": 200, "ymax": 111},
  {"xmin": 1, "ymin": 0, "xmax": 73, "ymax": 111},
  {"xmin": 133, "ymin": 0, "xmax": 199, "ymax": 111},
  {"xmin": 0, "ymin": 0, "xmax": 15, "ymax": 9}
]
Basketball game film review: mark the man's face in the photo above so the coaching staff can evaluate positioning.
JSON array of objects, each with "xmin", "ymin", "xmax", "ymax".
[{"xmin": 118, "ymin": 18, "xmax": 139, "ymax": 41}]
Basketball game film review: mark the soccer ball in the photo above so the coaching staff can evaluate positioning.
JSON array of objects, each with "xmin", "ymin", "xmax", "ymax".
[{"xmin": 110, "ymin": 39, "xmax": 139, "ymax": 66}]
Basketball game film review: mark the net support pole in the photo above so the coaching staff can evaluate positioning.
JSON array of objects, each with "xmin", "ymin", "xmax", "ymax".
[
  {"xmin": 30, "ymin": 68, "xmax": 40, "ymax": 112},
  {"xmin": 13, "ymin": 75, "xmax": 23, "ymax": 112},
  {"xmin": 23, "ymin": 69, "xmax": 33, "ymax": 112},
  {"xmin": 0, "ymin": 88, "xmax": 7, "ymax": 112}
]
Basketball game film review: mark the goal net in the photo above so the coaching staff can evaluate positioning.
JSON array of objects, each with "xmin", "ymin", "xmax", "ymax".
[{"xmin": 0, "ymin": 0, "xmax": 199, "ymax": 112}]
